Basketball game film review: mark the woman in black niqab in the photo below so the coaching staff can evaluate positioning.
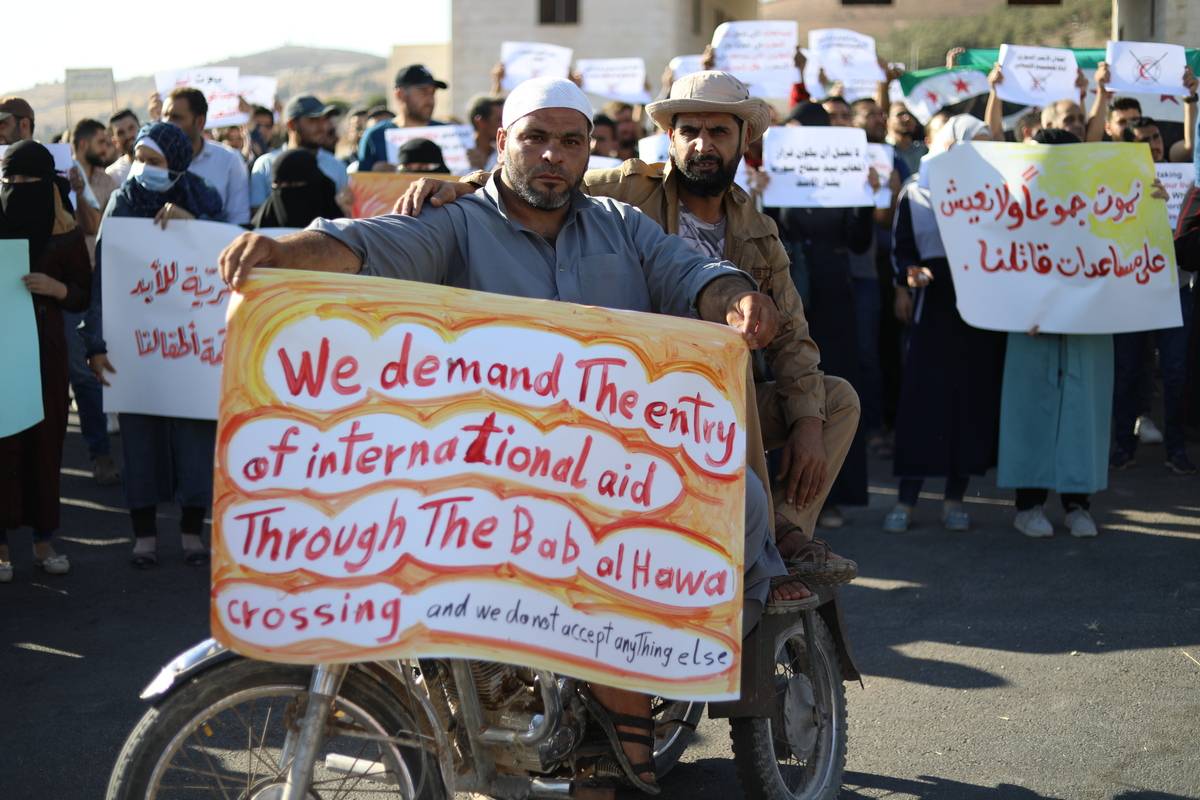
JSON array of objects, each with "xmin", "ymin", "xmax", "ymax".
[{"xmin": 251, "ymin": 149, "xmax": 342, "ymax": 229}]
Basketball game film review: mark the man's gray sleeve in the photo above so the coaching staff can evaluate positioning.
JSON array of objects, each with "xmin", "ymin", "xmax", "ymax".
[
  {"xmin": 625, "ymin": 206, "xmax": 756, "ymax": 318},
  {"xmin": 308, "ymin": 211, "xmax": 459, "ymax": 284}
]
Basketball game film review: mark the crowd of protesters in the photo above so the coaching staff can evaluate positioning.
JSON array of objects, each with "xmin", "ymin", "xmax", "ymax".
[{"xmin": 0, "ymin": 38, "xmax": 1197, "ymax": 589}]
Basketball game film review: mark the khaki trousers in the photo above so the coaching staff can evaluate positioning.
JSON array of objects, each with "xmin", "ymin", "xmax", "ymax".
[{"xmin": 756, "ymin": 377, "xmax": 861, "ymax": 542}]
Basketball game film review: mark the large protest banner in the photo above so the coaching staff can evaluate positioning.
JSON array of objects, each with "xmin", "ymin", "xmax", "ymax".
[
  {"xmin": 928, "ymin": 142, "xmax": 1180, "ymax": 334},
  {"xmin": 711, "ymin": 20, "xmax": 799, "ymax": 99},
  {"xmin": 761, "ymin": 126, "xmax": 873, "ymax": 208},
  {"xmin": 348, "ymin": 173, "xmax": 454, "ymax": 218},
  {"xmin": 211, "ymin": 271, "xmax": 749, "ymax": 699},
  {"xmin": 0, "ymin": 241, "xmax": 43, "ymax": 438}
]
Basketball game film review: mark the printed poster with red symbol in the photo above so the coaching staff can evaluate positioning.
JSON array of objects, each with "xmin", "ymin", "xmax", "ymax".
[
  {"xmin": 210, "ymin": 271, "xmax": 749, "ymax": 700},
  {"xmin": 928, "ymin": 142, "xmax": 1182, "ymax": 335}
]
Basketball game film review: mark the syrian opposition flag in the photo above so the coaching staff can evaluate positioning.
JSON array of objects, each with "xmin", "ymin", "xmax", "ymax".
[{"xmin": 898, "ymin": 67, "xmax": 990, "ymax": 124}]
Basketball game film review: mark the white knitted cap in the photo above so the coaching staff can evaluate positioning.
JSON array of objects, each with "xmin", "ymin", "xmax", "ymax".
[{"xmin": 501, "ymin": 77, "xmax": 593, "ymax": 131}]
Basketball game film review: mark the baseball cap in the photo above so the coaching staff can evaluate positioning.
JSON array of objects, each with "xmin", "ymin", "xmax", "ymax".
[
  {"xmin": 285, "ymin": 96, "xmax": 327, "ymax": 121},
  {"xmin": 0, "ymin": 97, "xmax": 35, "ymax": 122},
  {"xmin": 395, "ymin": 64, "xmax": 448, "ymax": 90}
]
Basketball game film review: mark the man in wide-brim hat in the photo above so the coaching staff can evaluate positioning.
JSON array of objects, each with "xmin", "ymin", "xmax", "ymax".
[{"xmin": 402, "ymin": 70, "xmax": 862, "ymax": 593}]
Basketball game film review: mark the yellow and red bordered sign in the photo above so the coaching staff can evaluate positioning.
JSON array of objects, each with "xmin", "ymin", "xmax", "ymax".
[{"xmin": 211, "ymin": 269, "xmax": 747, "ymax": 700}]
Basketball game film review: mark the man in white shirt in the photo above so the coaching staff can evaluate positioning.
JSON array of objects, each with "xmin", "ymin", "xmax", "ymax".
[
  {"xmin": 249, "ymin": 95, "xmax": 349, "ymax": 212},
  {"xmin": 162, "ymin": 87, "xmax": 250, "ymax": 224},
  {"xmin": 105, "ymin": 108, "xmax": 140, "ymax": 185}
]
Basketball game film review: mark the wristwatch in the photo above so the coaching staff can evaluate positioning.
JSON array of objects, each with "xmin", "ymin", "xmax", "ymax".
[{"xmin": 1186, "ymin": 94, "xmax": 1199, "ymax": 104}]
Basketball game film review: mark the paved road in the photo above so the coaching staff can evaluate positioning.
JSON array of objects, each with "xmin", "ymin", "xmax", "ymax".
[{"xmin": 2, "ymin": 419, "xmax": 1198, "ymax": 799}]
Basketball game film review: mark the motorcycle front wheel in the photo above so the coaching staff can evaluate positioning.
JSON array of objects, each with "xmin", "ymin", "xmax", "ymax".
[
  {"xmin": 106, "ymin": 658, "xmax": 443, "ymax": 800},
  {"xmin": 729, "ymin": 615, "xmax": 847, "ymax": 800}
]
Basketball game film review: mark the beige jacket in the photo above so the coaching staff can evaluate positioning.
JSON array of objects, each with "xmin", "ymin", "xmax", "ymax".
[{"xmin": 581, "ymin": 159, "xmax": 827, "ymax": 426}]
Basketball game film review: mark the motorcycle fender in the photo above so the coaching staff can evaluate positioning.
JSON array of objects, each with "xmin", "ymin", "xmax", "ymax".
[
  {"xmin": 706, "ymin": 611, "xmax": 793, "ymax": 719},
  {"xmin": 139, "ymin": 638, "xmax": 239, "ymax": 702},
  {"xmin": 817, "ymin": 595, "xmax": 861, "ymax": 684}
]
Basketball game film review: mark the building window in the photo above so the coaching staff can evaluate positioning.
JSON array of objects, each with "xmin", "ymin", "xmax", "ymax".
[
  {"xmin": 692, "ymin": 0, "xmax": 702, "ymax": 36},
  {"xmin": 539, "ymin": 0, "xmax": 578, "ymax": 24}
]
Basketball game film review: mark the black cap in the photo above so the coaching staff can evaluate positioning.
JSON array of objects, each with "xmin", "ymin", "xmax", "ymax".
[
  {"xmin": 395, "ymin": 64, "xmax": 447, "ymax": 90},
  {"xmin": 285, "ymin": 95, "xmax": 327, "ymax": 121},
  {"xmin": 366, "ymin": 105, "xmax": 395, "ymax": 119}
]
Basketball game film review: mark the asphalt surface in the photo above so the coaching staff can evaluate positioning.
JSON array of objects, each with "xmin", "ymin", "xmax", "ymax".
[{"xmin": 2, "ymin": 416, "xmax": 1198, "ymax": 799}]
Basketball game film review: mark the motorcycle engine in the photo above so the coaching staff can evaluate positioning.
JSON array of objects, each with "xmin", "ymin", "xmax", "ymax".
[{"xmin": 431, "ymin": 660, "xmax": 585, "ymax": 774}]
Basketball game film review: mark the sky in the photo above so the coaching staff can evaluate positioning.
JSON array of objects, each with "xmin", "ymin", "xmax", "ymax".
[{"xmin": 4, "ymin": 0, "xmax": 451, "ymax": 93}]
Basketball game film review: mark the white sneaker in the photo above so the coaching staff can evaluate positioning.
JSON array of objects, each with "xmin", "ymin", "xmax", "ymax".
[
  {"xmin": 1064, "ymin": 508, "xmax": 1099, "ymax": 538},
  {"xmin": 1014, "ymin": 506, "xmax": 1054, "ymax": 538},
  {"xmin": 1135, "ymin": 416, "xmax": 1163, "ymax": 445},
  {"xmin": 107, "ymin": 412, "xmax": 120, "ymax": 435}
]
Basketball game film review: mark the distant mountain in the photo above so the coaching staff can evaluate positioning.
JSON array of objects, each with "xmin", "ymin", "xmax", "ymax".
[{"xmin": 9, "ymin": 46, "xmax": 389, "ymax": 138}]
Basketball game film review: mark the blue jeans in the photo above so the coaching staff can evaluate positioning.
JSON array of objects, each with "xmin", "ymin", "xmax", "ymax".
[
  {"xmin": 853, "ymin": 276, "xmax": 883, "ymax": 433},
  {"xmin": 63, "ymin": 311, "xmax": 109, "ymax": 458},
  {"xmin": 1112, "ymin": 286, "xmax": 1194, "ymax": 457}
]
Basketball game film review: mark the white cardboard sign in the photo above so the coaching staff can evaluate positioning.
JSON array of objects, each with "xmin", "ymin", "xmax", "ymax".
[
  {"xmin": 761, "ymin": 126, "xmax": 873, "ymax": 208},
  {"xmin": 867, "ymin": 143, "xmax": 895, "ymax": 210},
  {"xmin": 807, "ymin": 28, "xmax": 885, "ymax": 86},
  {"xmin": 100, "ymin": 219, "xmax": 296, "ymax": 420},
  {"xmin": 500, "ymin": 42, "xmax": 574, "ymax": 91},
  {"xmin": 1156, "ymin": 163, "xmax": 1193, "ymax": 230},
  {"xmin": 155, "ymin": 67, "xmax": 248, "ymax": 128},
  {"xmin": 928, "ymin": 142, "xmax": 1181, "ymax": 334},
  {"xmin": 638, "ymin": 133, "xmax": 671, "ymax": 164},
  {"xmin": 384, "ymin": 125, "xmax": 476, "ymax": 175},
  {"xmin": 1105, "ymin": 41, "xmax": 1188, "ymax": 97},
  {"xmin": 712, "ymin": 21, "xmax": 799, "ymax": 99},
  {"xmin": 238, "ymin": 76, "xmax": 278, "ymax": 111},
  {"xmin": 669, "ymin": 55, "xmax": 705, "ymax": 80},
  {"xmin": 577, "ymin": 58, "xmax": 651, "ymax": 104},
  {"xmin": 996, "ymin": 45, "xmax": 1080, "ymax": 108}
]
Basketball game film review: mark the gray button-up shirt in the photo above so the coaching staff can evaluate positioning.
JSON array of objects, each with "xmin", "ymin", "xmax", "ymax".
[{"xmin": 309, "ymin": 173, "xmax": 753, "ymax": 317}]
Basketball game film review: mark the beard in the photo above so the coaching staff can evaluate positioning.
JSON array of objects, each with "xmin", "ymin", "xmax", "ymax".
[
  {"xmin": 85, "ymin": 151, "xmax": 107, "ymax": 168},
  {"xmin": 673, "ymin": 150, "xmax": 738, "ymax": 197},
  {"xmin": 503, "ymin": 159, "xmax": 581, "ymax": 211}
]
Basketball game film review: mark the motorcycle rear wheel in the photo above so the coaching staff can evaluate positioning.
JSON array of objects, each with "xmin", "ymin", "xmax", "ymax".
[
  {"xmin": 729, "ymin": 616, "xmax": 847, "ymax": 800},
  {"xmin": 652, "ymin": 698, "xmax": 705, "ymax": 778},
  {"xmin": 106, "ymin": 658, "xmax": 443, "ymax": 800}
]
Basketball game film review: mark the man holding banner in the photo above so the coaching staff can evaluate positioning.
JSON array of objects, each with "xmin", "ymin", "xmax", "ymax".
[
  {"xmin": 397, "ymin": 71, "xmax": 862, "ymax": 592},
  {"xmin": 220, "ymin": 76, "xmax": 808, "ymax": 792}
]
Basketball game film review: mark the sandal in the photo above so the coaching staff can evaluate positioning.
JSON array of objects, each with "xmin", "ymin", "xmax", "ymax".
[
  {"xmin": 767, "ymin": 574, "xmax": 820, "ymax": 614},
  {"xmin": 782, "ymin": 537, "xmax": 857, "ymax": 586},
  {"xmin": 130, "ymin": 537, "xmax": 158, "ymax": 569},
  {"xmin": 181, "ymin": 534, "xmax": 210, "ymax": 567},
  {"xmin": 575, "ymin": 686, "xmax": 660, "ymax": 795}
]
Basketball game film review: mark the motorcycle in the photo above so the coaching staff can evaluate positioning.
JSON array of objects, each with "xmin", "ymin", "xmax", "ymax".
[{"xmin": 107, "ymin": 586, "xmax": 855, "ymax": 800}]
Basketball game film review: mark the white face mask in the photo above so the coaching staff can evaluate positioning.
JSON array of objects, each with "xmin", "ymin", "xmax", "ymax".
[{"xmin": 128, "ymin": 159, "xmax": 180, "ymax": 193}]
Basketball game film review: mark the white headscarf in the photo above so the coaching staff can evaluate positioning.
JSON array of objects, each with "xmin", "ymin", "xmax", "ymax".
[{"xmin": 918, "ymin": 114, "xmax": 991, "ymax": 189}]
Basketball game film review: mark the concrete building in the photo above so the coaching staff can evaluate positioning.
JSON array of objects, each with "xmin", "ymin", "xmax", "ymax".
[
  {"xmin": 391, "ymin": 0, "xmax": 758, "ymax": 121},
  {"xmin": 1113, "ymin": 0, "xmax": 1199, "ymax": 46}
]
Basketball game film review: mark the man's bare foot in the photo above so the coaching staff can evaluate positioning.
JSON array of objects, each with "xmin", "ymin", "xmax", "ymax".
[{"xmin": 770, "ymin": 574, "xmax": 813, "ymax": 602}]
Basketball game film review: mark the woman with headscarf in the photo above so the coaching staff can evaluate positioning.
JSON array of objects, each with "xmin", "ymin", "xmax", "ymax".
[
  {"xmin": 997, "ymin": 128, "xmax": 1111, "ymax": 539},
  {"xmin": 770, "ymin": 101, "xmax": 875, "ymax": 529},
  {"xmin": 81, "ymin": 122, "xmax": 223, "ymax": 568},
  {"xmin": 250, "ymin": 148, "xmax": 342, "ymax": 230},
  {"xmin": 0, "ymin": 141, "xmax": 92, "ymax": 581},
  {"xmin": 883, "ymin": 114, "xmax": 1007, "ymax": 533}
]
